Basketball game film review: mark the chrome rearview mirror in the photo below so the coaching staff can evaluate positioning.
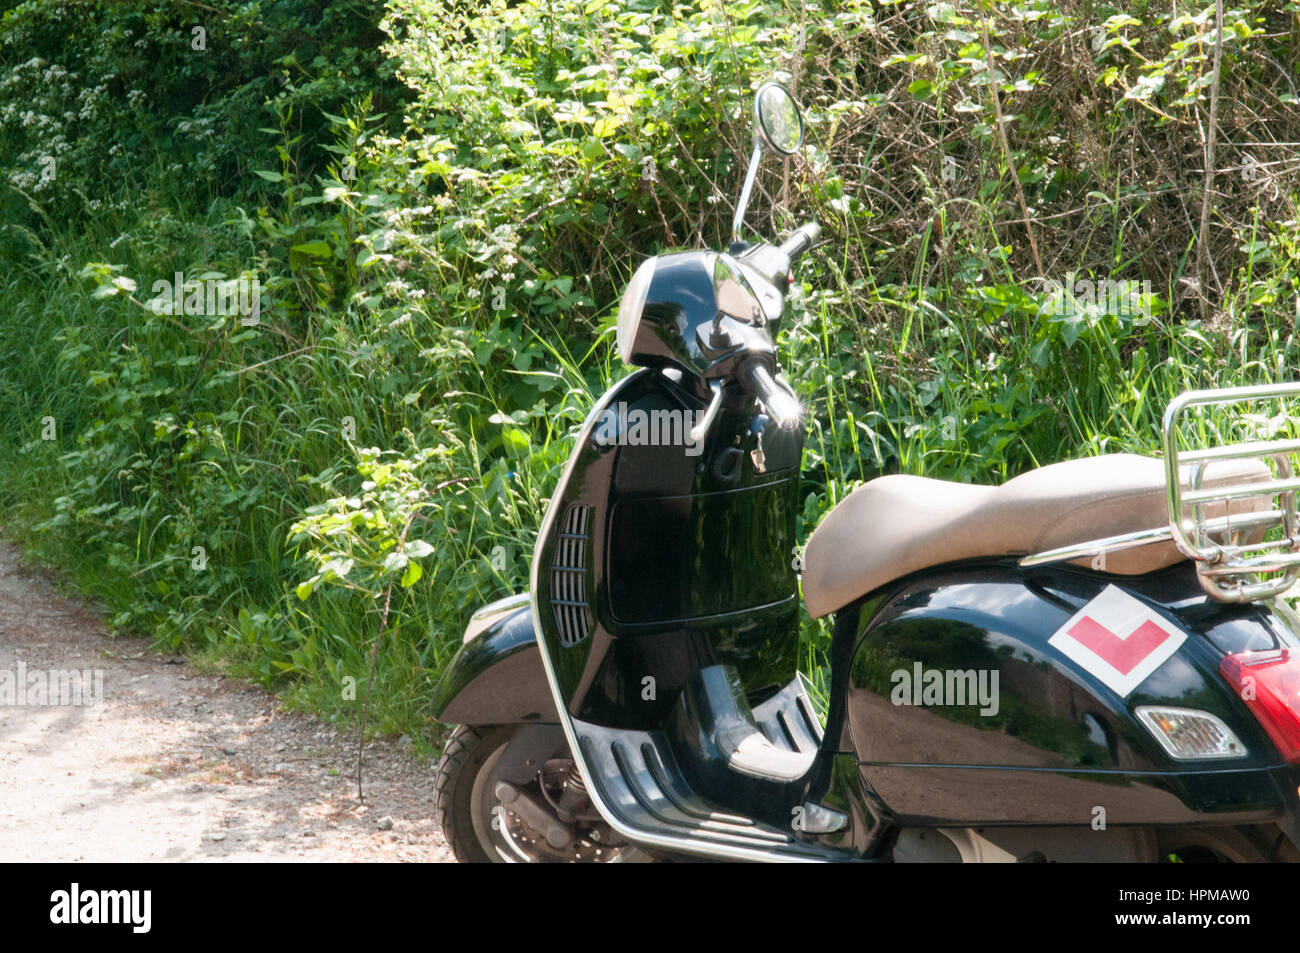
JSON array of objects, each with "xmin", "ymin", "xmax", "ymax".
[
  {"xmin": 732, "ymin": 82, "xmax": 804, "ymax": 242},
  {"xmin": 756, "ymin": 83, "xmax": 804, "ymax": 155}
]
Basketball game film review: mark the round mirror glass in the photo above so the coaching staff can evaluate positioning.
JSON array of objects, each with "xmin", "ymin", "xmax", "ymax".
[{"xmin": 755, "ymin": 83, "xmax": 804, "ymax": 155}]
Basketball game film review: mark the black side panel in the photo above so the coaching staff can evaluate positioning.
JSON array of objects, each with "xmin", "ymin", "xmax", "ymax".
[
  {"xmin": 535, "ymin": 369, "xmax": 804, "ymax": 729},
  {"xmin": 847, "ymin": 559, "xmax": 1299, "ymax": 827},
  {"xmin": 433, "ymin": 606, "xmax": 558, "ymax": 725}
]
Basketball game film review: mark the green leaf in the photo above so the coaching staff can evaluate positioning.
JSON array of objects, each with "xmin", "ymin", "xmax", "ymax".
[
  {"xmin": 502, "ymin": 427, "xmax": 530, "ymax": 453},
  {"xmin": 291, "ymin": 241, "xmax": 333, "ymax": 257},
  {"xmin": 1029, "ymin": 338, "xmax": 1052, "ymax": 368},
  {"xmin": 253, "ymin": 170, "xmax": 283, "ymax": 182},
  {"xmin": 400, "ymin": 561, "xmax": 423, "ymax": 588},
  {"xmin": 403, "ymin": 539, "xmax": 434, "ymax": 559},
  {"xmin": 592, "ymin": 116, "xmax": 622, "ymax": 138},
  {"xmin": 323, "ymin": 557, "xmax": 354, "ymax": 579}
]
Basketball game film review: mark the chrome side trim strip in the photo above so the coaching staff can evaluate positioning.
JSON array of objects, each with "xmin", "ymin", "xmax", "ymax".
[
  {"xmin": 1018, "ymin": 524, "xmax": 1175, "ymax": 568},
  {"xmin": 1018, "ymin": 510, "xmax": 1286, "ymax": 569}
]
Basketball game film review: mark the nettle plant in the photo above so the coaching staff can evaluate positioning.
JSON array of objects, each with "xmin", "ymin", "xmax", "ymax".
[{"xmin": 289, "ymin": 444, "xmax": 458, "ymax": 602}]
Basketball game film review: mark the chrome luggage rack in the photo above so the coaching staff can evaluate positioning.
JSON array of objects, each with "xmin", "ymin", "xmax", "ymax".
[{"xmin": 1021, "ymin": 381, "xmax": 1300, "ymax": 603}]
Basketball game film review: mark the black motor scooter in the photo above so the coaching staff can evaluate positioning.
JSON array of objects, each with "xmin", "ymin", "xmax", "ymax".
[{"xmin": 431, "ymin": 83, "xmax": 1300, "ymax": 863}]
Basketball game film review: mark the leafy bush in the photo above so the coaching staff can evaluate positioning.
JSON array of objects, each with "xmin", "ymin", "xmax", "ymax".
[
  {"xmin": 0, "ymin": 0, "xmax": 404, "ymax": 243},
  {"xmin": 3, "ymin": 0, "xmax": 1300, "ymax": 740}
]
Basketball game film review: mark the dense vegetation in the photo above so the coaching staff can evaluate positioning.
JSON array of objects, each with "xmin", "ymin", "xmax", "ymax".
[{"xmin": 2, "ymin": 0, "xmax": 1299, "ymax": 741}]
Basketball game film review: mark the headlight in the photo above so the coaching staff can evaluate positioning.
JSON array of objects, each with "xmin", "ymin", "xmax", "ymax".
[{"xmin": 616, "ymin": 257, "xmax": 656, "ymax": 364}]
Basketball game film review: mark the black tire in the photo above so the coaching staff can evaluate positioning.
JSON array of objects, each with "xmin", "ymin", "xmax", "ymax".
[
  {"xmin": 1157, "ymin": 824, "xmax": 1300, "ymax": 863},
  {"xmin": 434, "ymin": 723, "xmax": 514, "ymax": 863},
  {"xmin": 434, "ymin": 722, "xmax": 657, "ymax": 863}
]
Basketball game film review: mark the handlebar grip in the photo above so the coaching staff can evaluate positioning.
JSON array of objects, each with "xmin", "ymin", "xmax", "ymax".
[
  {"xmin": 778, "ymin": 222, "xmax": 821, "ymax": 263},
  {"xmin": 749, "ymin": 364, "xmax": 802, "ymax": 431}
]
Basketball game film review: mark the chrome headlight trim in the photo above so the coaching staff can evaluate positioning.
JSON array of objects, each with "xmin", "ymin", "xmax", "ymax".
[{"xmin": 615, "ymin": 257, "xmax": 657, "ymax": 364}]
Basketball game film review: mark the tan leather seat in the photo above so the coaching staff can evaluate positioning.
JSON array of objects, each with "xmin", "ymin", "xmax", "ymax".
[{"xmin": 801, "ymin": 454, "xmax": 1270, "ymax": 618}]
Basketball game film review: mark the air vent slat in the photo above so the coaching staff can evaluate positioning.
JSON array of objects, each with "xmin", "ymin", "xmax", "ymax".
[{"xmin": 550, "ymin": 503, "xmax": 592, "ymax": 646}]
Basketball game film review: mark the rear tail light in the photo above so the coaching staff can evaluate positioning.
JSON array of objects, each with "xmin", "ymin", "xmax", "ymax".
[{"xmin": 1218, "ymin": 648, "xmax": 1300, "ymax": 764}]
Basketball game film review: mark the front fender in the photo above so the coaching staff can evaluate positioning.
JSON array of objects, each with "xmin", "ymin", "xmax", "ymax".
[{"xmin": 432, "ymin": 593, "xmax": 559, "ymax": 725}]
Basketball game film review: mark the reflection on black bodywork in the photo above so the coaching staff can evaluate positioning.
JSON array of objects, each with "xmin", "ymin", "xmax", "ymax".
[{"xmin": 848, "ymin": 562, "xmax": 1291, "ymax": 826}]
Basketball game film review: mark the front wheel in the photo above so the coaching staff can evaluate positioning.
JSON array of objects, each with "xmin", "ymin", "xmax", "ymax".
[{"xmin": 434, "ymin": 723, "xmax": 655, "ymax": 863}]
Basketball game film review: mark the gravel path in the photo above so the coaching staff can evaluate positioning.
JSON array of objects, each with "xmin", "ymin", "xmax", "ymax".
[{"xmin": 0, "ymin": 539, "xmax": 454, "ymax": 862}]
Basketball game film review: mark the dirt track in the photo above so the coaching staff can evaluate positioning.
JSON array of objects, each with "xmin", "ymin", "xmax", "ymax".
[{"xmin": 0, "ymin": 539, "xmax": 455, "ymax": 862}]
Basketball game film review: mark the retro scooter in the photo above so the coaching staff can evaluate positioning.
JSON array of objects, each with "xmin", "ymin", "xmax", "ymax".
[{"xmin": 431, "ymin": 83, "xmax": 1300, "ymax": 862}]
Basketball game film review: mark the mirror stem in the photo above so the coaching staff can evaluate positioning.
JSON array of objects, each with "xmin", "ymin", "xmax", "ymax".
[{"xmin": 731, "ymin": 141, "xmax": 763, "ymax": 242}]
